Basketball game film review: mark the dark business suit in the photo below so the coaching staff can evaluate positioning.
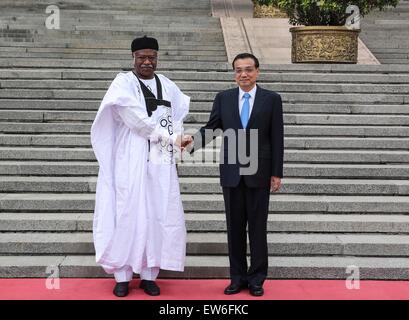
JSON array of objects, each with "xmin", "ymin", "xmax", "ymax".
[{"xmin": 191, "ymin": 84, "xmax": 284, "ymax": 286}]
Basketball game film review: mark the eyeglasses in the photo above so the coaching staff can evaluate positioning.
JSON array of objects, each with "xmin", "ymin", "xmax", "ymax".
[
  {"xmin": 135, "ymin": 55, "xmax": 157, "ymax": 62},
  {"xmin": 234, "ymin": 67, "xmax": 257, "ymax": 74}
]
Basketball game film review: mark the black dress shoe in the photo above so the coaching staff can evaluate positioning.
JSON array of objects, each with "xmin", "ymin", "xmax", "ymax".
[
  {"xmin": 139, "ymin": 280, "xmax": 160, "ymax": 296},
  {"xmin": 224, "ymin": 282, "xmax": 248, "ymax": 295},
  {"xmin": 249, "ymin": 285, "xmax": 264, "ymax": 296},
  {"xmin": 113, "ymin": 281, "xmax": 129, "ymax": 297}
]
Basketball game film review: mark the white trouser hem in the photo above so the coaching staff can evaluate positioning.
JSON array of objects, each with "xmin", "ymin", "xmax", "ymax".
[
  {"xmin": 140, "ymin": 267, "xmax": 160, "ymax": 281},
  {"xmin": 114, "ymin": 266, "xmax": 133, "ymax": 283}
]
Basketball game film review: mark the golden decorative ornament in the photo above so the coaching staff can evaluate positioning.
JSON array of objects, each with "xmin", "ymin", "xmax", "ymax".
[{"xmin": 290, "ymin": 26, "xmax": 360, "ymax": 64}]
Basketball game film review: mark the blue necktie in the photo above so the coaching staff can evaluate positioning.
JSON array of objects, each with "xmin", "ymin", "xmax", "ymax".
[{"xmin": 241, "ymin": 92, "xmax": 250, "ymax": 129}]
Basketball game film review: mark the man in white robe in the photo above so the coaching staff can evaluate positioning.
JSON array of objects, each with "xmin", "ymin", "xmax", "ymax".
[{"xmin": 91, "ymin": 36, "xmax": 192, "ymax": 297}]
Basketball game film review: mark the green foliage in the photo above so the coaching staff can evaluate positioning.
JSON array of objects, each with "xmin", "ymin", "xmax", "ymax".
[
  {"xmin": 253, "ymin": 0, "xmax": 281, "ymax": 6},
  {"xmin": 253, "ymin": 0, "xmax": 400, "ymax": 25}
]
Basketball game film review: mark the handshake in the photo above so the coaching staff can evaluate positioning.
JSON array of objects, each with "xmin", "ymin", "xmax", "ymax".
[{"xmin": 174, "ymin": 135, "xmax": 193, "ymax": 151}]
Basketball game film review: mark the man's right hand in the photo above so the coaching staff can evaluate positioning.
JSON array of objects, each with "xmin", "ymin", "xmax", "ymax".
[{"xmin": 175, "ymin": 135, "xmax": 193, "ymax": 151}]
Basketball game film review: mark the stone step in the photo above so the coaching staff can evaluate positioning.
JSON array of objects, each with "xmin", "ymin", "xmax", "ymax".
[
  {"xmin": 0, "ymin": 59, "xmax": 229, "ymax": 70},
  {"xmin": 1, "ymin": 67, "xmax": 409, "ymax": 79},
  {"xmin": 0, "ymin": 99, "xmax": 211, "ymax": 112},
  {"xmin": 361, "ymin": 38, "xmax": 409, "ymax": 46},
  {"xmin": 0, "ymin": 0, "xmax": 212, "ymax": 11},
  {"xmin": 362, "ymin": 23, "xmax": 409, "ymax": 29},
  {"xmin": 7, "ymin": 0, "xmax": 210, "ymax": 4},
  {"xmin": 0, "ymin": 160, "xmax": 100, "ymax": 176},
  {"xmin": 0, "ymin": 9, "xmax": 212, "ymax": 17},
  {"xmin": 0, "ymin": 134, "xmax": 92, "ymax": 146},
  {"xmin": 2, "ymin": 134, "xmax": 409, "ymax": 150},
  {"xmin": 371, "ymin": 48, "xmax": 409, "ymax": 54},
  {"xmin": 3, "ymin": 59, "xmax": 409, "ymax": 73},
  {"xmin": 0, "ymin": 0, "xmax": 211, "ymax": 5},
  {"xmin": 1, "ymin": 176, "xmax": 409, "ymax": 195},
  {"xmin": 0, "ymin": 89, "xmax": 407, "ymax": 105},
  {"xmin": 26, "ymin": 35, "xmax": 225, "ymax": 45},
  {"xmin": 378, "ymin": 59, "xmax": 409, "ymax": 64},
  {"xmin": 257, "ymin": 64, "xmax": 409, "ymax": 73},
  {"xmin": 3, "ymin": 74, "xmax": 409, "ymax": 87},
  {"xmin": 360, "ymin": 29, "xmax": 409, "ymax": 37},
  {"xmin": 1, "ymin": 110, "xmax": 409, "ymax": 126},
  {"xmin": 179, "ymin": 163, "xmax": 409, "ymax": 179},
  {"xmin": 1, "ymin": 22, "xmax": 221, "ymax": 30},
  {"xmin": 10, "ymin": 6, "xmax": 209, "ymax": 15},
  {"xmin": 0, "ymin": 99, "xmax": 407, "ymax": 116},
  {"xmin": 376, "ymin": 53, "xmax": 409, "ymax": 59},
  {"xmin": 22, "ymin": 48, "xmax": 225, "ymax": 57},
  {"xmin": 0, "ymin": 111, "xmax": 97, "ymax": 122},
  {"xmin": 0, "ymin": 48, "xmax": 227, "ymax": 58},
  {"xmin": 49, "ymin": 20, "xmax": 221, "ymax": 28},
  {"xmin": 1, "ymin": 147, "xmax": 409, "ymax": 164},
  {"xmin": 0, "ymin": 42, "xmax": 227, "ymax": 52},
  {"xmin": 2, "ymin": 23, "xmax": 223, "ymax": 31},
  {"xmin": 0, "ymin": 6, "xmax": 214, "ymax": 13},
  {"xmin": 375, "ymin": 10, "xmax": 408, "ymax": 18},
  {"xmin": 0, "ymin": 15, "xmax": 220, "ymax": 26},
  {"xmin": 2, "ymin": 212, "xmax": 409, "ymax": 233},
  {"xmin": 360, "ymin": 7, "xmax": 409, "ymax": 65},
  {"xmin": 1, "ymin": 161, "xmax": 408, "ymax": 179},
  {"xmin": 0, "ymin": 37, "xmax": 226, "ymax": 48},
  {"xmin": 0, "ymin": 213, "xmax": 92, "ymax": 231},
  {"xmin": 1, "ymin": 122, "xmax": 407, "ymax": 137},
  {"xmin": 1, "ymin": 3, "xmax": 212, "ymax": 9},
  {"xmin": 358, "ymin": 41, "xmax": 409, "ymax": 49},
  {"xmin": 2, "ymin": 232, "xmax": 409, "ymax": 257},
  {"xmin": 1, "ymin": 7, "xmax": 212, "ymax": 14},
  {"xmin": 3, "ymin": 255, "xmax": 409, "ymax": 279},
  {"xmin": 361, "ymin": 32, "xmax": 409, "ymax": 40},
  {"xmin": 1, "ymin": 193, "xmax": 409, "ymax": 213},
  {"xmin": 2, "ymin": 58, "xmax": 409, "ymax": 73},
  {"xmin": 0, "ymin": 122, "xmax": 92, "ymax": 133},
  {"xmin": 178, "ymin": 178, "xmax": 409, "ymax": 195},
  {"xmin": 69, "ymin": 72, "xmax": 409, "ymax": 84},
  {"xmin": 187, "ymin": 113, "xmax": 409, "ymax": 125},
  {"xmin": 2, "ymin": 80, "xmax": 409, "ymax": 95},
  {"xmin": 2, "ymin": 21, "xmax": 221, "ymax": 30},
  {"xmin": 0, "ymin": 52, "xmax": 227, "ymax": 62},
  {"xmin": 28, "ymin": 29, "xmax": 225, "ymax": 38},
  {"xmin": 8, "ymin": 4, "xmax": 210, "ymax": 10},
  {"xmin": 0, "ymin": 99, "xmax": 407, "ymax": 115},
  {"xmin": 2, "ymin": 69, "xmax": 409, "ymax": 84},
  {"xmin": 0, "ymin": 33, "xmax": 222, "ymax": 44},
  {"xmin": 183, "ymin": 149, "xmax": 409, "ymax": 165},
  {"xmin": 7, "ymin": 79, "xmax": 409, "ymax": 95},
  {"xmin": 237, "ymin": 125, "xmax": 409, "ymax": 138},
  {"xmin": 184, "ymin": 83, "xmax": 409, "ymax": 95}
]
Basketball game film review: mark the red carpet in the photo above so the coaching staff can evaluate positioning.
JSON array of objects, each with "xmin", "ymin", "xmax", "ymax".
[{"xmin": 1, "ymin": 279, "xmax": 409, "ymax": 300}]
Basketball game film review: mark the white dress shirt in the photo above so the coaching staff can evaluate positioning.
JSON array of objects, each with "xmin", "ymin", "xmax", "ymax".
[{"xmin": 239, "ymin": 85, "xmax": 257, "ymax": 117}]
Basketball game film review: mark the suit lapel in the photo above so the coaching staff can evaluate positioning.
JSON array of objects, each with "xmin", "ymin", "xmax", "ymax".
[
  {"xmin": 247, "ymin": 85, "xmax": 265, "ymax": 129},
  {"xmin": 231, "ymin": 87, "xmax": 242, "ymax": 129}
]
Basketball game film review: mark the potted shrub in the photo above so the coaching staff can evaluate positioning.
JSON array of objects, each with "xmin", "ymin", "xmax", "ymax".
[
  {"xmin": 252, "ymin": 0, "xmax": 287, "ymax": 18},
  {"xmin": 272, "ymin": 0, "xmax": 400, "ymax": 63}
]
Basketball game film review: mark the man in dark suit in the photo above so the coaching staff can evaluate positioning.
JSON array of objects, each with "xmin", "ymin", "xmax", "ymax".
[{"xmin": 188, "ymin": 53, "xmax": 284, "ymax": 296}]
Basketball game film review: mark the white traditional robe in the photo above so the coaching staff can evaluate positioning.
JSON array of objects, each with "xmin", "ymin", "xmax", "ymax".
[{"xmin": 91, "ymin": 71, "xmax": 190, "ymax": 275}]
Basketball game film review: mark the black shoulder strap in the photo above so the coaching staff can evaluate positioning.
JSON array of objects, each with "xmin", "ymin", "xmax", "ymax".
[
  {"xmin": 133, "ymin": 71, "xmax": 155, "ymax": 99},
  {"xmin": 154, "ymin": 74, "xmax": 163, "ymax": 100},
  {"xmin": 153, "ymin": 74, "xmax": 171, "ymax": 108},
  {"xmin": 132, "ymin": 72, "xmax": 171, "ymax": 117}
]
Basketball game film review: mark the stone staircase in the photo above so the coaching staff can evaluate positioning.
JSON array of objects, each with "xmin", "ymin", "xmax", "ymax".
[
  {"xmin": 361, "ymin": 0, "xmax": 409, "ymax": 64},
  {"xmin": 1, "ymin": 1, "xmax": 409, "ymax": 279}
]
